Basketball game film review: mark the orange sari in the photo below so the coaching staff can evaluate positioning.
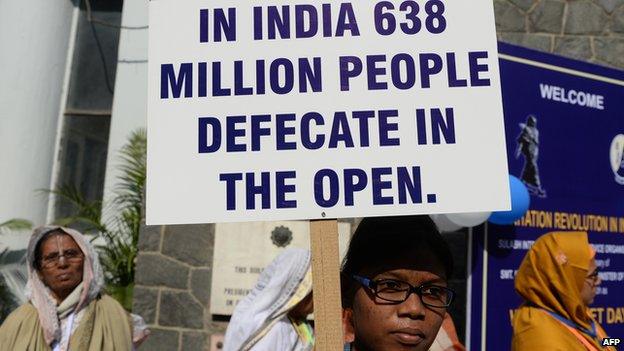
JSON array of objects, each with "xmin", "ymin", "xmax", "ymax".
[{"xmin": 511, "ymin": 232, "xmax": 613, "ymax": 351}]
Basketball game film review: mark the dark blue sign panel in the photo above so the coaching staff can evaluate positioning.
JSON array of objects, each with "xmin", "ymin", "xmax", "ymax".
[{"xmin": 470, "ymin": 43, "xmax": 624, "ymax": 350}]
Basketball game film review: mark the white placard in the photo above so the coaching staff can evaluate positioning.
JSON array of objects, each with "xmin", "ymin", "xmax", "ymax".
[
  {"xmin": 147, "ymin": 0, "xmax": 510, "ymax": 224},
  {"xmin": 210, "ymin": 221, "xmax": 351, "ymax": 315}
]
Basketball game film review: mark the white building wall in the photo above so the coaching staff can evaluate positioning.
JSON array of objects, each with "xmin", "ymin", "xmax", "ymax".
[
  {"xmin": 102, "ymin": 0, "xmax": 149, "ymax": 213},
  {"xmin": 0, "ymin": 0, "xmax": 77, "ymax": 248}
]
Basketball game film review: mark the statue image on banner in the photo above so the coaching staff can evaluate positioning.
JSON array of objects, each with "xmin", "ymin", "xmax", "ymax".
[
  {"xmin": 515, "ymin": 115, "xmax": 547, "ymax": 197},
  {"xmin": 617, "ymin": 151, "xmax": 624, "ymax": 184}
]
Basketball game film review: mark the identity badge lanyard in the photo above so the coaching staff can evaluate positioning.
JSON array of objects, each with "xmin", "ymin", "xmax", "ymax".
[
  {"xmin": 52, "ymin": 312, "xmax": 76, "ymax": 351},
  {"xmin": 542, "ymin": 309, "xmax": 597, "ymax": 338}
]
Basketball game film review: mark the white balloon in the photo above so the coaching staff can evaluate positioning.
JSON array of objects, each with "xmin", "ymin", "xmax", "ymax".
[
  {"xmin": 446, "ymin": 212, "xmax": 492, "ymax": 227},
  {"xmin": 430, "ymin": 214, "xmax": 463, "ymax": 232}
]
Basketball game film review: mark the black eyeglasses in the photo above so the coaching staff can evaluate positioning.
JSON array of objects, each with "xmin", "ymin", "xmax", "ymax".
[
  {"xmin": 352, "ymin": 275, "xmax": 455, "ymax": 308},
  {"xmin": 586, "ymin": 267, "xmax": 600, "ymax": 285}
]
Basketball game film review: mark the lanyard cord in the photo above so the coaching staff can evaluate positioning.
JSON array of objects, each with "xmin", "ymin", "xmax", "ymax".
[{"xmin": 540, "ymin": 309, "xmax": 597, "ymax": 338}]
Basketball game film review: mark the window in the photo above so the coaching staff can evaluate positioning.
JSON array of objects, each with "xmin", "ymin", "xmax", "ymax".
[{"xmin": 54, "ymin": 0, "xmax": 122, "ymax": 221}]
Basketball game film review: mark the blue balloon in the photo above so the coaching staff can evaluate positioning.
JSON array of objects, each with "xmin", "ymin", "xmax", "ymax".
[{"xmin": 489, "ymin": 175, "xmax": 530, "ymax": 225}]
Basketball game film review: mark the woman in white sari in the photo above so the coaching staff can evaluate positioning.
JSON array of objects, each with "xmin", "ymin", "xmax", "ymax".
[{"xmin": 224, "ymin": 248, "xmax": 314, "ymax": 351}]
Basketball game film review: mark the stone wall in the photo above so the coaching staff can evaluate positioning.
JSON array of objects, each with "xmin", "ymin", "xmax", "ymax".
[
  {"xmin": 133, "ymin": 224, "xmax": 225, "ymax": 351},
  {"xmin": 495, "ymin": 0, "xmax": 624, "ymax": 68}
]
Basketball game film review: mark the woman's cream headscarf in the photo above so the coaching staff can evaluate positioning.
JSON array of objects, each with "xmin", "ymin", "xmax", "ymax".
[
  {"xmin": 224, "ymin": 248, "xmax": 313, "ymax": 351},
  {"xmin": 25, "ymin": 226, "xmax": 104, "ymax": 345}
]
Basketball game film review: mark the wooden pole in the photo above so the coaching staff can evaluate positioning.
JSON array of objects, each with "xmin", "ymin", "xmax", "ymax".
[{"xmin": 310, "ymin": 219, "xmax": 343, "ymax": 350}]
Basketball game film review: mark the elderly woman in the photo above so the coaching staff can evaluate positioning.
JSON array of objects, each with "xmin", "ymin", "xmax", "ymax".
[
  {"xmin": 512, "ymin": 231, "xmax": 613, "ymax": 351},
  {"xmin": 224, "ymin": 248, "xmax": 314, "ymax": 351},
  {"xmin": 0, "ymin": 226, "xmax": 148, "ymax": 350}
]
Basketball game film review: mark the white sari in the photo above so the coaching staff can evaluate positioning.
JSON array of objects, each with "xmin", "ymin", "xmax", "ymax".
[{"xmin": 224, "ymin": 248, "xmax": 313, "ymax": 351}]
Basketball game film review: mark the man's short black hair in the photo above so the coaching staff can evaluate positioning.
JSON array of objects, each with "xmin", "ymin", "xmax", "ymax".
[{"xmin": 341, "ymin": 215, "xmax": 453, "ymax": 307}]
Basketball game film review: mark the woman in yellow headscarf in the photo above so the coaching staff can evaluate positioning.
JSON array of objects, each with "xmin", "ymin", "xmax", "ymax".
[{"xmin": 512, "ymin": 231, "xmax": 613, "ymax": 351}]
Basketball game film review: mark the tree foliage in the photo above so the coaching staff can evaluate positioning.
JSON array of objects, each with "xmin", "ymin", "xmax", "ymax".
[
  {"xmin": 0, "ymin": 249, "xmax": 17, "ymax": 323},
  {"xmin": 0, "ymin": 219, "xmax": 33, "ymax": 232},
  {"xmin": 49, "ymin": 129, "xmax": 146, "ymax": 309}
]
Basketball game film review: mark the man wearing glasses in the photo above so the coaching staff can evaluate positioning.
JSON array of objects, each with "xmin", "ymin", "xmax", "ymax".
[{"xmin": 341, "ymin": 215, "xmax": 457, "ymax": 351}]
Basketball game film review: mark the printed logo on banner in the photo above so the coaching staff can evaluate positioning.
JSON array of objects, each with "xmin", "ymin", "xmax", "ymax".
[
  {"xmin": 610, "ymin": 134, "xmax": 624, "ymax": 185},
  {"xmin": 515, "ymin": 114, "xmax": 547, "ymax": 197},
  {"xmin": 271, "ymin": 225, "xmax": 293, "ymax": 247}
]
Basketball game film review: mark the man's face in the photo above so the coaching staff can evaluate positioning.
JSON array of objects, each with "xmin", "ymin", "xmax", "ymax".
[
  {"xmin": 581, "ymin": 258, "xmax": 600, "ymax": 306},
  {"xmin": 345, "ymin": 250, "xmax": 447, "ymax": 351},
  {"xmin": 38, "ymin": 233, "xmax": 84, "ymax": 302}
]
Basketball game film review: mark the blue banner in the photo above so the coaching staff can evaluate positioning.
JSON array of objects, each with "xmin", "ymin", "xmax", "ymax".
[{"xmin": 470, "ymin": 42, "xmax": 624, "ymax": 350}]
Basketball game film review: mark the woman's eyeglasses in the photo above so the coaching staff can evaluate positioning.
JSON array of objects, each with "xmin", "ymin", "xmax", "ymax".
[
  {"xmin": 352, "ymin": 275, "xmax": 455, "ymax": 308},
  {"xmin": 40, "ymin": 249, "xmax": 84, "ymax": 269},
  {"xmin": 586, "ymin": 268, "xmax": 600, "ymax": 286}
]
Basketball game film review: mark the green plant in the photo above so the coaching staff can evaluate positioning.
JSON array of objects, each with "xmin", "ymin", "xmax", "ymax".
[
  {"xmin": 0, "ymin": 249, "xmax": 17, "ymax": 323},
  {"xmin": 0, "ymin": 220, "xmax": 30, "ymax": 321},
  {"xmin": 0, "ymin": 219, "xmax": 33, "ymax": 231},
  {"xmin": 49, "ymin": 129, "xmax": 146, "ymax": 310}
]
